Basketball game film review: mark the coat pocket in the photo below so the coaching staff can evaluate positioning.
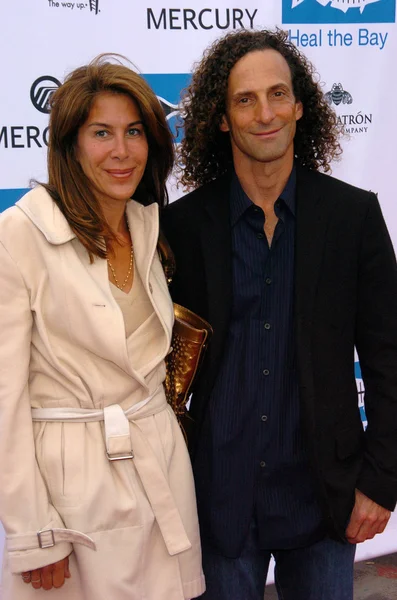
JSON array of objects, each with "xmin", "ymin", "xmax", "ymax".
[{"xmin": 39, "ymin": 422, "xmax": 85, "ymax": 507}]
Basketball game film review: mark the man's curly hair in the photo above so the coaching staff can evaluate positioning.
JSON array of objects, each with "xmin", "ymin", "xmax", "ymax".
[{"xmin": 178, "ymin": 29, "xmax": 342, "ymax": 189}]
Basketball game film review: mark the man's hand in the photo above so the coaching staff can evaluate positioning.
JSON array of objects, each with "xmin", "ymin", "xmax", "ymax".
[
  {"xmin": 21, "ymin": 556, "xmax": 71, "ymax": 590},
  {"xmin": 345, "ymin": 489, "xmax": 391, "ymax": 544}
]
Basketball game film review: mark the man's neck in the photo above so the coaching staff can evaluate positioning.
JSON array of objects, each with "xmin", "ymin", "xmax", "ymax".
[{"xmin": 234, "ymin": 156, "xmax": 294, "ymax": 212}]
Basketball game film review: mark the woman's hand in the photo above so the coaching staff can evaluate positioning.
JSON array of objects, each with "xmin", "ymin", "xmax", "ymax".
[{"xmin": 21, "ymin": 556, "xmax": 71, "ymax": 590}]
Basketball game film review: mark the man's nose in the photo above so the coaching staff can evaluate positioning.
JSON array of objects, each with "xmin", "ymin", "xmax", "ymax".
[{"xmin": 256, "ymin": 99, "xmax": 275, "ymax": 124}]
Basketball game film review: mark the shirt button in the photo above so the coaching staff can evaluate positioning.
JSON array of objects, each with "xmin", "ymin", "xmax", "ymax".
[
  {"xmin": 265, "ymin": 278, "xmax": 272, "ymax": 285},
  {"xmin": 256, "ymin": 232, "xmax": 264, "ymax": 239},
  {"xmin": 263, "ymin": 369, "xmax": 270, "ymax": 376},
  {"xmin": 264, "ymin": 323, "xmax": 271, "ymax": 330},
  {"xmin": 261, "ymin": 415, "xmax": 268, "ymax": 422},
  {"xmin": 260, "ymin": 461, "xmax": 266, "ymax": 468}
]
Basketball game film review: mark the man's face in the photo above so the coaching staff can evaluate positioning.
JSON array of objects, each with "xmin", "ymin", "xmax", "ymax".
[{"xmin": 220, "ymin": 49, "xmax": 303, "ymax": 170}]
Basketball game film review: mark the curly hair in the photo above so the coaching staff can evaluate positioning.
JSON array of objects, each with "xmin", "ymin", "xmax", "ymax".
[{"xmin": 178, "ymin": 29, "xmax": 342, "ymax": 189}]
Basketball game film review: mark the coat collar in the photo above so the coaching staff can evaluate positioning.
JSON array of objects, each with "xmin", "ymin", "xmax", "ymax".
[
  {"xmin": 17, "ymin": 186, "xmax": 76, "ymax": 245},
  {"xmin": 16, "ymin": 186, "xmax": 158, "ymax": 253}
]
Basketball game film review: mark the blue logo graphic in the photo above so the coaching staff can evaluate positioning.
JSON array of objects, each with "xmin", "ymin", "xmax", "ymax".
[
  {"xmin": 0, "ymin": 189, "xmax": 29, "ymax": 212},
  {"xmin": 282, "ymin": 0, "xmax": 396, "ymax": 23},
  {"xmin": 355, "ymin": 362, "xmax": 367, "ymax": 428},
  {"xmin": 143, "ymin": 74, "xmax": 191, "ymax": 143}
]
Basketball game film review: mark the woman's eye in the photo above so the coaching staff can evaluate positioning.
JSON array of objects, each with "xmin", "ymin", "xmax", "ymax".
[
  {"xmin": 128, "ymin": 128, "xmax": 142, "ymax": 136},
  {"xmin": 94, "ymin": 130, "xmax": 108, "ymax": 138}
]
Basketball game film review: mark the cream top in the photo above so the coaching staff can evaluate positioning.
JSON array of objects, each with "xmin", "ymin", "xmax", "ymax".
[
  {"xmin": 110, "ymin": 268, "xmax": 164, "ymax": 374},
  {"xmin": 110, "ymin": 267, "xmax": 153, "ymax": 337}
]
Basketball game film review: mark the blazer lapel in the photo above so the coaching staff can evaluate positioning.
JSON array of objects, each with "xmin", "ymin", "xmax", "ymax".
[
  {"xmin": 200, "ymin": 176, "xmax": 233, "ymax": 378},
  {"xmin": 295, "ymin": 167, "xmax": 334, "ymax": 325},
  {"xmin": 295, "ymin": 167, "xmax": 335, "ymax": 427}
]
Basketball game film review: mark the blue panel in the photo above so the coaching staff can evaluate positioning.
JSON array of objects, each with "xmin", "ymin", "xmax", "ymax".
[
  {"xmin": 0, "ymin": 189, "xmax": 29, "ymax": 213},
  {"xmin": 143, "ymin": 74, "xmax": 191, "ymax": 104},
  {"xmin": 143, "ymin": 74, "xmax": 191, "ymax": 143},
  {"xmin": 354, "ymin": 361, "xmax": 362, "ymax": 379}
]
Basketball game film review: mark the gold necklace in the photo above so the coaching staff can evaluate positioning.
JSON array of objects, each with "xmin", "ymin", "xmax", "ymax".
[{"xmin": 107, "ymin": 229, "xmax": 134, "ymax": 290}]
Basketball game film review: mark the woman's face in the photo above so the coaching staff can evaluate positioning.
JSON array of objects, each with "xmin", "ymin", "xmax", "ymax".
[{"xmin": 76, "ymin": 92, "xmax": 149, "ymax": 208}]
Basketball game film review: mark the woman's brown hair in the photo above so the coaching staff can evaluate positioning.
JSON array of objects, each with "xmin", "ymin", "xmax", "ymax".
[{"xmin": 43, "ymin": 55, "xmax": 174, "ymax": 260}]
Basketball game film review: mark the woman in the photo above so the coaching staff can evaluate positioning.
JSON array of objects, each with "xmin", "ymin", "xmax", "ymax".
[{"xmin": 0, "ymin": 56, "xmax": 205, "ymax": 600}]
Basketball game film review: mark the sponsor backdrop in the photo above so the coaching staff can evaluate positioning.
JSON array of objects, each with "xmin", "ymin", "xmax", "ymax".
[{"xmin": 1, "ymin": 0, "xmax": 396, "ymax": 581}]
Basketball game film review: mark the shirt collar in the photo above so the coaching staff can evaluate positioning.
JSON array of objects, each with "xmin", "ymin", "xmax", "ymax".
[{"xmin": 230, "ymin": 166, "xmax": 296, "ymax": 226}]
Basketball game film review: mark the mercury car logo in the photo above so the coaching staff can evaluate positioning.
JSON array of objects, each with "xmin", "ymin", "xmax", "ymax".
[
  {"xmin": 324, "ymin": 83, "xmax": 353, "ymax": 106},
  {"xmin": 282, "ymin": 0, "xmax": 395, "ymax": 23},
  {"xmin": 30, "ymin": 76, "xmax": 61, "ymax": 114}
]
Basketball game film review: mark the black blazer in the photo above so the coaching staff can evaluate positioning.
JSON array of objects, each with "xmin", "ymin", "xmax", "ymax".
[{"xmin": 162, "ymin": 166, "xmax": 397, "ymax": 540}]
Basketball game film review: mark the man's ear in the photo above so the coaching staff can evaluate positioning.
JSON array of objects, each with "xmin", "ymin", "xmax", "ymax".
[
  {"xmin": 220, "ymin": 114, "xmax": 230, "ymax": 132},
  {"xmin": 295, "ymin": 101, "xmax": 303, "ymax": 122}
]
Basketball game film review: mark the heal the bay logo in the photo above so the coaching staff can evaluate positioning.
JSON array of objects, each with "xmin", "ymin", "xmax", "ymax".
[{"xmin": 283, "ymin": 0, "xmax": 396, "ymax": 24}]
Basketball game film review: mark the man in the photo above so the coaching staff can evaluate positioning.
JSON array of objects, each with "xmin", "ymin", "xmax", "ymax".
[{"xmin": 162, "ymin": 29, "xmax": 397, "ymax": 600}]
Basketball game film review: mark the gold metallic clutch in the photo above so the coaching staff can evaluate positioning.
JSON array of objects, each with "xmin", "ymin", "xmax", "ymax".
[
  {"xmin": 165, "ymin": 304, "xmax": 212, "ymax": 439},
  {"xmin": 158, "ymin": 231, "xmax": 213, "ymax": 440}
]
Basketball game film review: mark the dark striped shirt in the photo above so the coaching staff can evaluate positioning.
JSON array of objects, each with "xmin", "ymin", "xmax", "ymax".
[{"xmin": 193, "ymin": 169, "xmax": 325, "ymax": 557}]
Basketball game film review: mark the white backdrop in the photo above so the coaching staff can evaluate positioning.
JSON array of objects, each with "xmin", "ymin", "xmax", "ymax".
[{"xmin": 1, "ymin": 0, "xmax": 396, "ymax": 581}]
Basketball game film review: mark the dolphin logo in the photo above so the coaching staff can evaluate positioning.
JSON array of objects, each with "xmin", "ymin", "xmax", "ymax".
[{"xmin": 157, "ymin": 96, "xmax": 180, "ymax": 121}]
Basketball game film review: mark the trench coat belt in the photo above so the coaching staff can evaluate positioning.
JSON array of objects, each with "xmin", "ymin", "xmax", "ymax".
[{"xmin": 31, "ymin": 386, "xmax": 192, "ymax": 557}]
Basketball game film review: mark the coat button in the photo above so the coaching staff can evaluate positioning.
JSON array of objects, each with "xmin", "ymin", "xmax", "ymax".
[{"xmin": 149, "ymin": 283, "xmax": 153, "ymax": 293}]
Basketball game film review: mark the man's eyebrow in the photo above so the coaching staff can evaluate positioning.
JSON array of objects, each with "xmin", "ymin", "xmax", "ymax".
[{"xmin": 232, "ymin": 83, "xmax": 290, "ymax": 98}]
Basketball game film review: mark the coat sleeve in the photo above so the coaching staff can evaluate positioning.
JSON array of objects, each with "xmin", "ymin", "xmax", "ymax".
[
  {"xmin": 0, "ymin": 240, "xmax": 72, "ymax": 573},
  {"xmin": 355, "ymin": 193, "xmax": 397, "ymax": 511}
]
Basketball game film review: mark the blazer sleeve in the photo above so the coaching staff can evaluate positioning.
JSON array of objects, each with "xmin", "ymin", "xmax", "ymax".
[
  {"xmin": 355, "ymin": 193, "xmax": 397, "ymax": 511},
  {"xmin": 0, "ymin": 240, "xmax": 72, "ymax": 573}
]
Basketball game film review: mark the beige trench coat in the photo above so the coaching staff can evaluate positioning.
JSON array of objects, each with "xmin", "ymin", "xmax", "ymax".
[{"xmin": 0, "ymin": 187, "xmax": 205, "ymax": 600}]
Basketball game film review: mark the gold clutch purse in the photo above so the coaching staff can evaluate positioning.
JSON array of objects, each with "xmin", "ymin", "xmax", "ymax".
[
  {"xmin": 158, "ymin": 232, "xmax": 213, "ymax": 439},
  {"xmin": 164, "ymin": 304, "xmax": 212, "ymax": 438}
]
